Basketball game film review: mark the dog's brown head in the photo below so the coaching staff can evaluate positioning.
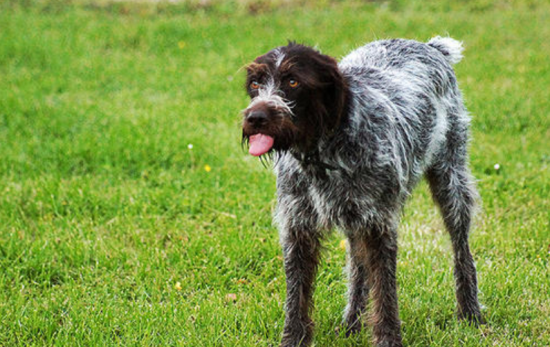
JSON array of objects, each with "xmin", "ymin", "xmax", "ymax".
[{"xmin": 242, "ymin": 42, "xmax": 348, "ymax": 157}]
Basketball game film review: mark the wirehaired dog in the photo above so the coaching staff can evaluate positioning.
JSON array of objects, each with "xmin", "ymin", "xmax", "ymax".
[{"xmin": 242, "ymin": 37, "xmax": 483, "ymax": 347}]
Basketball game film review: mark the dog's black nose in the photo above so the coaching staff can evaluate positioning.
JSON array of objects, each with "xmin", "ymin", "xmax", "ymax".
[{"xmin": 247, "ymin": 110, "xmax": 268, "ymax": 128}]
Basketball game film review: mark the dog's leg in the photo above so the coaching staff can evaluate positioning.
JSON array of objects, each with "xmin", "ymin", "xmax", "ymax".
[
  {"xmin": 280, "ymin": 227, "xmax": 321, "ymax": 347},
  {"xmin": 343, "ymin": 234, "xmax": 369, "ymax": 335},
  {"xmin": 427, "ymin": 161, "xmax": 483, "ymax": 324},
  {"xmin": 365, "ymin": 229, "xmax": 403, "ymax": 347}
]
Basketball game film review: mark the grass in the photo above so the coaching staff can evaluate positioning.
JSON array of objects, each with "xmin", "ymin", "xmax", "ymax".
[{"xmin": 0, "ymin": 0, "xmax": 549, "ymax": 346}]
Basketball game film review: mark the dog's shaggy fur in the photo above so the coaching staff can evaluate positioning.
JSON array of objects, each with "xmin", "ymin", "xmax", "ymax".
[{"xmin": 242, "ymin": 37, "xmax": 483, "ymax": 347}]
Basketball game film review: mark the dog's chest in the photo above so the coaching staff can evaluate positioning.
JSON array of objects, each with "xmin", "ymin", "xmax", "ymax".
[{"xmin": 307, "ymin": 168, "xmax": 377, "ymax": 231}]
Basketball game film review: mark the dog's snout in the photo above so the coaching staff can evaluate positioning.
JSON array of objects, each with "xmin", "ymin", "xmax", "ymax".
[{"xmin": 246, "ymin": 110, "xmax": 268, "ymax": 128}]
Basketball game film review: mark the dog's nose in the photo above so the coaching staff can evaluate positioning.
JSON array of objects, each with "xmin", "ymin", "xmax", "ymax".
[{"xmin": 246, "ymin": 110, "xmax": 268, "ymax": 128}]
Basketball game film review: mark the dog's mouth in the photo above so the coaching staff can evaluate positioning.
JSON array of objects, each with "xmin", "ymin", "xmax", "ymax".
[{"xmin": 248, "ymin": 133, "xmax": 275, "ymax": 156}]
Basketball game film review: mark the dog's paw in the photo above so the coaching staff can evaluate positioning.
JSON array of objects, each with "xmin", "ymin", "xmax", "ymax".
[
  {"xmin": 334, "ymin": 323, "xmax": 362, "ymax": 338},
  {"xmin": 280, "ymin": 336, "xmax": 312, "ymax": 347},
  {"xmin": 280, "ymin": 323, "xmax": 314, "ymax": 347},
  {"xmin": 459, "ymin": 311, "xmax": 486, "ymax": 326},
  {"xmin": 375, "ymin": 338, "xmax": 403, "ymax": 347},
  {"xmin": 343, "ymin": 322, "xmax": 363, "ymax": 337}
]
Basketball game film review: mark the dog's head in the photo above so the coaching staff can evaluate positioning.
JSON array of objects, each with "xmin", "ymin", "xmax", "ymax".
[{"xmin": 242, "ymin": 42, "xmax": 348, "ymax": 157}]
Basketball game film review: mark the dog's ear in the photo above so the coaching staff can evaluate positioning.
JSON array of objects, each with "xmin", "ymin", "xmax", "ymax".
[
  {"xmin": 310, "ymin": 53, "xmax": 349, "ymax": 134},
  {"xmin": 245, "ymin": 62, "xmax": 268, "ymax": 76}
]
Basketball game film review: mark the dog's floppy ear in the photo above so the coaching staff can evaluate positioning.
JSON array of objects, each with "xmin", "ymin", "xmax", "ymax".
[
  {"xmin": 245, "ymin": 62, "xmax": 268, "ymax": 76},
  {"xmin": 310, "ymin": 52, "xmax": 349, "ymax": 134}
]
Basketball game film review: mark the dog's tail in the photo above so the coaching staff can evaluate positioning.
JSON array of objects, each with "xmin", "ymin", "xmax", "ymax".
[{"xmin": 427, "ymin": 36, "xmax": 464, "ymax": 65}]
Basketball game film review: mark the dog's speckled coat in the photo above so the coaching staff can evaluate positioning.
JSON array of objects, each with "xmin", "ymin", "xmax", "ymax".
[{"xmin": 242, "ymin": 37, "xmax": 483, "ymax": 347}]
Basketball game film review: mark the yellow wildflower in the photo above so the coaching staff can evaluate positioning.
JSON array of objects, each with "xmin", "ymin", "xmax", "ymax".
[{"xmin": 339, "ymin": 239, "xmax": 347, "ymax": 251}]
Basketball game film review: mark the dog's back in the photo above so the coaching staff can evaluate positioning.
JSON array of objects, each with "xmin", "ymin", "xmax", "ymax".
[
  {"xmin": 333, "ymin": 38, "xmax": 470, "ymax": 194},
  {"xmin": 340, "ymin": 37, "xmax": 462, "ymax": 78}
]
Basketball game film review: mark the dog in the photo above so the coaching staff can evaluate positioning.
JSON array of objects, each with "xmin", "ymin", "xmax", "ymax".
[{"xmin": 241, "ymin": 37, "xmax": 483, "ymax": 347}]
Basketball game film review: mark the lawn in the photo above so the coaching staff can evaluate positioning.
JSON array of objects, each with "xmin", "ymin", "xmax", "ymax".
[{"xmin": 0, "ymin": 0, "xmax": 548, "ymax": 346}]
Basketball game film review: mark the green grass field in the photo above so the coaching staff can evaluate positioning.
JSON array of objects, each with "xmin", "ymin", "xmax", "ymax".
[{"xmin": 0, "ymin": 0, "xmax": 548, "ymax": 346}]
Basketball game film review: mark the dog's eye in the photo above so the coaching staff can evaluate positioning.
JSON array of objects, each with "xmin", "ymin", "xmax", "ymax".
[
  {"xmin": 250, "ymin": 81, "xmax": 260, "ymax": 90},
  {"xmin": 289, "ymin": 79, "xmax": 299, "ymax": 88}
]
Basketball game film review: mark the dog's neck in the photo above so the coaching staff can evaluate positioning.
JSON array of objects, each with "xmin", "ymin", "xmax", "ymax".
[
  {"xmin": 291, "ymin": 148, "xmax": 338, "ymax": 171},
  {"xmin": 290, "ymin": 116, "xmax": 348, "ymax": 172}
]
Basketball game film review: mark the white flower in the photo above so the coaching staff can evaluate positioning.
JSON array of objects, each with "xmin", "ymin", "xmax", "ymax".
[
  {"xmin": 188, "ymin": 144, "xmax": 193, "ymax": 149},
  {"xmin": 494, "ymin": 163, "xmax": 500, "ymax": 170}
]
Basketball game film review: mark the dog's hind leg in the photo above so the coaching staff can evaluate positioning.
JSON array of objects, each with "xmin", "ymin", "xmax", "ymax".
[
  {"xmin": 343, "ymin": 234, "xmax": 370, "ymax": 335},
  {"xmin": 426, "ymin": 132, "xmax": 484, "ymax": 324},
  {"xmin": 364, "ymin": 226, "xmax": 403, "ymax": 347}
]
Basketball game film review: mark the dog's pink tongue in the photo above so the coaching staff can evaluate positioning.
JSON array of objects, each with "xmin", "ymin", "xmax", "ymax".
[{"xmin": 249, "ymin": 134, "xmax": 274, "ymax": 156}]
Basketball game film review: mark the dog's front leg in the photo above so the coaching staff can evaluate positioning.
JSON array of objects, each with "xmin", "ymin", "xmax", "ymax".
[
  {"xmin": 280, "ymin": 227, "xmax": 321, "ymax": 347},
  {"xmin": 365, "ymin": 228, "xmax": 403, "ymax": 347}
]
